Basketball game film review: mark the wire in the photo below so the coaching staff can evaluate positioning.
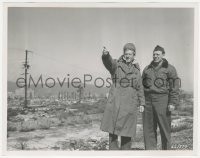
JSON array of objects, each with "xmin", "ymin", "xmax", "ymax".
[{"xmin": 31, "ymin": 52, "xmax": 107, "ymax": 76}]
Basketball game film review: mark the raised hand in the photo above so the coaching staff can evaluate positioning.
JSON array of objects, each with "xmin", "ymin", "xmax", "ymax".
[{"xmin": 103, "ymin": 46, "xmax": 109, "ymax": 55}]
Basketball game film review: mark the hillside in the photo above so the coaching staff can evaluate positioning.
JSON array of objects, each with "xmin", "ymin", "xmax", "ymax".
[{"xmin": 7, "ymin": 81, "xmax": 109, "ymax": 97}]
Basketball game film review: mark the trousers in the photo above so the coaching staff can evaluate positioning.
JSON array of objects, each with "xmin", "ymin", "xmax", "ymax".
[
  {"xmin": 143, "ymin": 93, "xmax": 171, "ymax": 150},
  {"xmin": 109, "ymin": 133, "xmax": 132, "ymax": 150}
]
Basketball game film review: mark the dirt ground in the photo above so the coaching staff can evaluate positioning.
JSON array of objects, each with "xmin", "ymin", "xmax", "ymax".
[{"xmin": 7, "ymin": 114, "xmax": 193, "ymax": 150}]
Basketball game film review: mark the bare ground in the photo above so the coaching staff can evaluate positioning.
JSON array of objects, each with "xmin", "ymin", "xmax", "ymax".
[{"xmin": 7, "ymin": 114, "xmax": 193, "ymax": 150}]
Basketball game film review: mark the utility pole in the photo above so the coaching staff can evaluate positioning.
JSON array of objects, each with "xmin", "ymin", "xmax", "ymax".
[
  {"xmin": 23, "ymin": 50, "xmax": 32, "ymax": 108},
  {"xmin": 77, "ymin": 86, "xmax": 84, "ymax": 103}
]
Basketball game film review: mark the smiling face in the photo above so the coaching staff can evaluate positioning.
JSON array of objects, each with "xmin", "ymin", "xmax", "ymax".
[
  {"xmin": 123, "ymin": 49, "xmax": 135, "ymax": 63},
  {"xmin": 153, "ymin": 50, "xmax": 164, "ymax": 63}
]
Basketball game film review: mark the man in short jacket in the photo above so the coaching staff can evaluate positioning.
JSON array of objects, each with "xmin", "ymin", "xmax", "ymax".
[{"xmin": 142, "ymin": 45, "xmax": 180, "ymax": 150}]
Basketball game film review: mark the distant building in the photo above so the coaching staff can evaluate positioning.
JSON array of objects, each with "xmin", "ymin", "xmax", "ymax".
[
  {"xmin": 8, "ymin": 92, "xmax": 15, "ymax": 99},
  {"xmin": 15, "ymin": 88, "xmax": 34, "ymax": 98}
]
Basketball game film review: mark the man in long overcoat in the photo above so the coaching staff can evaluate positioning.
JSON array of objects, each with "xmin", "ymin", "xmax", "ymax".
[
  {"xmin": 142, "ymin": 45, "xmax": 180, "ymax": 150},
  {"xmin": 100, "ymin": 43, "xmax": 145, "ymax": 150}
]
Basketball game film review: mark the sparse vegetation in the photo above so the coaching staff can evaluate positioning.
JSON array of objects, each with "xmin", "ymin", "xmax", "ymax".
[
  {"xmin": 38, "ymin": 118, "xmax": 51, "ymax": 130},
  {"xmin": 7, "ymin": 93, "xmax": 193, "ymax": 150},
  {"xmin": 178, "ymin": 105, "xmax": 193, "ymax": 116},
  {"xmin": 7, "ymin": 108, "xmax": 19, "ymax": 118},
  {"xmin": 15, "ymin": 137, "xmax": 29, "ymax": 150},
  {"xmin": 69, "ymin": 99, "xmax": 106, "ymax": 114},
  {"xmin": 20, "ymin": 126, "xmax": 36, "ymax": 132},
  {"xmin": 55, "ymin": 138, "xmax": 109, "ymax": 150},
  {"xmin": 34, "ymin": 135, "xmax": 45, "ymax": 140},
  {"xmin": 171, "ymin": 123, "xmax": 192, "ymax": 133},
  {"xmin": 7, "ymin": 125, "xmax": 17, "ymax": 132}
]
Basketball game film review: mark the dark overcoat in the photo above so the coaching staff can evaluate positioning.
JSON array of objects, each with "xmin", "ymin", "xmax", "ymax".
[{"xmin": 100, "ymin": 53, "xmax": 145, "ymax": 137}]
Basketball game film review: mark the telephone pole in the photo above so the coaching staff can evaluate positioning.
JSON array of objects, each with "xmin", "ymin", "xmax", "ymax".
[
  {"xmin": 23, "ymin": 50, "xmax": 32, "ymax": 108},
  {"xmin": 77, "ymin": 86, "xmax": 84, "ymax": 103}
]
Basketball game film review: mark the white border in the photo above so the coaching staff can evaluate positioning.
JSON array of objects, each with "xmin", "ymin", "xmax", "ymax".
[
  {"xmin": 1, "ymin": 2, "xmax": 199, "ymax": 8},
  {"xmin": 1, "ymin": 2, "xmax": 199, "ymax": 157}
]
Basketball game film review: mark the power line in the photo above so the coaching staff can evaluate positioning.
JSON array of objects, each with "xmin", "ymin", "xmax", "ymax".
[
  {"xmin": 9, "ymin": 47, "xmax": 107, "ymax": 76},
  {"xmin": 32, "ymin": 52, "xmax": 106, "ymax": 76}
]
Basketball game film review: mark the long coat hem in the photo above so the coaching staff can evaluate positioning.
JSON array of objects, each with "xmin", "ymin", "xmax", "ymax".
[{"xmin": 100, "ymin": 127, "xmax": 136, "ymax": 138}]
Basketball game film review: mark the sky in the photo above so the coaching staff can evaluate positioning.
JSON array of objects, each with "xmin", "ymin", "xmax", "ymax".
[{"xmin": 8, "ymin": 7, "xmax": 194, "ymax": 91}]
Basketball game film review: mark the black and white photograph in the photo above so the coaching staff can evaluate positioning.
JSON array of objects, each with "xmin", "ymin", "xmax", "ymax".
[{"xmin": 2, "ymin": 2, "xmax": 199, "ymax": 156}]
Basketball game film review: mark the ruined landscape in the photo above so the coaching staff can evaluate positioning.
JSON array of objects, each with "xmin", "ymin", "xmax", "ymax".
[
  {"xmin": 7, "ymin": 88, "xmax": 193, "ymax": 151},
  {"xmin": 6, "ymin": 6, "xmax": 195, "ymax": 152}
]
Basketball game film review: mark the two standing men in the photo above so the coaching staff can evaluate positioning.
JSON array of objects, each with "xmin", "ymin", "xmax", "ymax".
[{"xmin": 100, "ymin": 44, "xmax": 180, "ymax": 150}]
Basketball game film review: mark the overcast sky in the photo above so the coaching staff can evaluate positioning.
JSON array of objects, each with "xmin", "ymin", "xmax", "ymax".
[{"xmin": 8, "ymin": 7, "xmax": 194, "ymax": 91}]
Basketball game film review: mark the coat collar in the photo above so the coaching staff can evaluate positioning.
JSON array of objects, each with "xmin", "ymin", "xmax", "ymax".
[
  {"xmin": 118, "ymin": 55, "xmax": 140, "ymax": 70},
  {"xmin": 148, "ymin": 58, "xmax": 168, "ymax": 69}
]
